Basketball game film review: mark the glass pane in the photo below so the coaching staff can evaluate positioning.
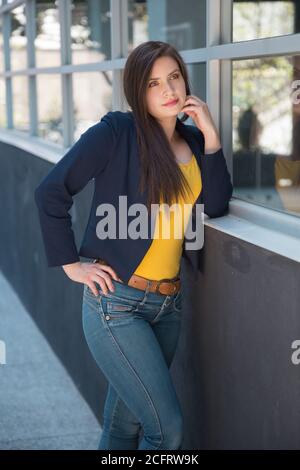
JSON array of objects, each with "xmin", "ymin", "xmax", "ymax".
[
  {"xmin": 10, "ymin": 5, "xmax": 27, "ymax": 71},
  {"xmin": 178, "ymin": 62, "xmax": 206, "ymax": 127},
  {"xmin": 127, "ymin": 0, "xmax": 206, "ymax": 54},
  {"xmin": 71, "ymin": 0, "xmax": 111, "ymax": 64},
  {"xmin": 35, "ymin": 0, "xmax": 61, "ymax": 68},
  {"xmin": 233, "ymin": 0, "xmax": 300, "ymax": 43},
  {"xmin": 73, "ymin": 71, "xmax": 113, "ymax": 140},
  {"xmin": 232, "ymin": 55, "xmax": 300, "ymax": 218},
  {"xmin": 0, "ymin": 78, "xmax": 5, "ymax": 127},
  {"xmin": 37, "ymin": 74, "xmax": 63, "ymax": 145},
  {"xmin": 187, "ymin": 62, "xmax": 206, "ymax": 102},
  {"xmin": 12, "ymin": 75, "xmax": 29, "ymax": 132},
  {"xmin": 0, "ymin": 15, "xmax": 4, "ymax": 73}
]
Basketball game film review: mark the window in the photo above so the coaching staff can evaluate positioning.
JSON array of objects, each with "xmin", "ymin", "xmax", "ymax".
[
  {"xmin": 12, "ymin": 75, "xmax": 29, "ymax": 132},
  {"xmin": 0, "ymin": 78, "xmax": 5, "ymax": 126},
  {"xmin": 37, "ymin": 73, "xmax": 63, "ymax": 145},
  {"xmin": 127, "ymin": 0, "xmax": 206, "ymax": 53},
  {"xmin": 71, "ymin": 0, "xmax": 111, "ymax": 65},
  {"xmin": 10, "ymin": 4, "xmax": 27, "ymax": 71},
  {"xmin": 73, "ymin": 70, "xmax": 112, "ymax": 139},
  {"xmin": 34, "ymin": 0, "xmax": 61, "ymax": 69},
  {"xmin": 0, "ymin": 15, "xmax": 3, "ymax": 73},
  {"xmin": 0, "ymin": 0, "xmax": 300, "ymax": 230},
  {"xmin": 233, "ymin": 54, "xmax": 300, "ymax": 217},
  {"xmin": 187, "ymin": 62, "xmax": 206, "ymax": 101},
  {"xmin": 232, "ymin": 0, "xmax": 300, "ymax": 43}
]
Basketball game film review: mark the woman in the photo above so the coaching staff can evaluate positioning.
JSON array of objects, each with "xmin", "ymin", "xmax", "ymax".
[{"xmin": 35, "ymin": 40, "xmax": 233, "ymax": 450}]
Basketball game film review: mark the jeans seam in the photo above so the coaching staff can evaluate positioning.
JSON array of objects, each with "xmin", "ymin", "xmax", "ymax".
[
  {"xmin": 107, "ymin": 390, "xmax": 120, "ymax": 437},
  {"xmin": 98, "ymin": 313, "xmax": 163, "ymax": 446}
]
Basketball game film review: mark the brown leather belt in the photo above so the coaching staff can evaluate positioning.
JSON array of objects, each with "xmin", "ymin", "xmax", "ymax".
[{"xmin": 92, "ymin": 258, "xmax": 181, "ymax": 295}]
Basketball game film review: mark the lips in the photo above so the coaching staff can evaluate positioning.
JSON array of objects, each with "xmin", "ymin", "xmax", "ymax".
[{"xmin": 163, "ymin": 98, "xmax": 179, "ymax": 106}]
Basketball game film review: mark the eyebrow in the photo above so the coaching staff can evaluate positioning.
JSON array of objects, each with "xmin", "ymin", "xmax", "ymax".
[{"xmin": 149, "ymin": 68, "xmax": 180, "ymax": 81}]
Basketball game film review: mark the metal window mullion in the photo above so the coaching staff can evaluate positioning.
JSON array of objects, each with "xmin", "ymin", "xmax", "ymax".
[
  {"xmin": 206, "ymin": 0, "xmax": 221, "ymax": 146},
  {"xmin": 1, "ymin": 32, "xmax": 300, "ymax": 79},
  {"xmin": 119, "ymin": 0, "xmax": 129, "ymax": 111},
  {"xmin": 0, "ymin": 58, "xmax": 126, "ymax": 78},
  {"xmin": 111, "ymin": 0, "xmax": 126, "ymax": 111},
  {"xmin": 3, "ymin": 0, "xmax": 13, "ymax": 128},
  {"xmin": 206, "ymin": 33, "xmax": 300, "ymax": 60},
  {"xmin": 25, "ymin": 0, "xmax": 37, "ymax": 136},
  {"xmin": 58, "ymin": 0, "xmax": 73, "ymax": 148},
  {"xmin": 220, "ymin": 0, "xmax": 233, "ymax": 176},
  {"xmin": 0, "ymin": 0, "xmax": 25, "ymax": 15}
]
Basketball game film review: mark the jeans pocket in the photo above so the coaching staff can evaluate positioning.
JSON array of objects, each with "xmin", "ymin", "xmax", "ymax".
[
  {"xmin": 103, "ymin": 297, "xmax": 138, "ymax": 320},
  {"xmin": 83, "ymin": 284, "xmax": 98, "ymax": 299}
]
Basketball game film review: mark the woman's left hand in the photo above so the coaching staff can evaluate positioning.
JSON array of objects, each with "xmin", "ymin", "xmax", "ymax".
[{"xmin": 181, "ymin": 95, "xmax": 222, "ymax": 154}]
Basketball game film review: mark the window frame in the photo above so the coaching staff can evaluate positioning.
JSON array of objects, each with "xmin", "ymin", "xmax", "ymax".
[{"xmin": 1, "ymin": 0, "xmax": 300, "ymax": 241}]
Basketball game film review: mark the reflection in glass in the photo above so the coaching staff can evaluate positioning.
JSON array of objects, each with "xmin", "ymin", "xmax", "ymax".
[
  {"xmin": 73, "ymin": 71, "xmax": 112, "ymax": 140},
  {"xmin": 233, "ymin": 55, "xmax": 300, "ymax": 217},
  {"xmin": 127, "ymin": 0, "xmax": 206, "ymax": 54},
  {"xmin": 37, "ymin": 74, "xmax": 63, "ymax": 145},
  {"xmin": 35, "ymin": 0, "xmax": 61, "ymax": 68},
  {"xmin": 233, "ymin": 0, "xmax": 300, "ymax": 42},
  {"xmin": 0, "ymin": 16, "xmax": 3, "ymax": 73},
  {"xmin": 12, "ymin": 75, "xmax": 29, "ymax": 132},
  {"xmin": 179, "ymin": 62, "xmax": 206, "ymax": 128},
  {"xmin": 9, "ymin": 5, "xmax": 27, "ymax": 71},
  {"xmin": 71, "ymin": 0, "xmax": 111, "ymax": 64}
]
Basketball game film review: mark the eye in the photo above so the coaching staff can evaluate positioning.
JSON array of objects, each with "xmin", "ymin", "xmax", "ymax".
[{"xmin": 148, "ymin": 73, "xmax": 180, "ymax": 88}]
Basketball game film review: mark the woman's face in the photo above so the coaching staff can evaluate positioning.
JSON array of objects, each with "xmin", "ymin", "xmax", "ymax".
[{"xmin": 146, "ymin": 56, "xmax": 186, "ymax": 119}]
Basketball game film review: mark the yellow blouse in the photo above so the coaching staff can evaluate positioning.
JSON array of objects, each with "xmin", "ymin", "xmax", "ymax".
[{"xmin": 133, "ymin": 154, "xmax": 202, "ymax": 280}]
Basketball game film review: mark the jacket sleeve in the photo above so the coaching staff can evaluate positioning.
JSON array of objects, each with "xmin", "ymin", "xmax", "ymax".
[
  {"xmin": 34, "ymin": 111, "xmax": 117, "ymax": 267},
  {"xmin": 191, "ymin": 125, "xmax": 233, "ymax": 218}
]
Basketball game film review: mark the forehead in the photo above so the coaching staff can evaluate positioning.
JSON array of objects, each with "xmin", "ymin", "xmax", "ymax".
[{"xmin": 150, "ymin": 57, "xmax": 179, "ymax": 76}]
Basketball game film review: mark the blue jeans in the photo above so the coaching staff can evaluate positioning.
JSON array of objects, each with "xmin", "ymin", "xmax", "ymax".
[{"xmin": 81, "ymin": 277, "xmax": 183, "ymax": 450}]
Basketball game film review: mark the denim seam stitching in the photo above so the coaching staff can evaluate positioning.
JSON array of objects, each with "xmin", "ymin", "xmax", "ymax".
[
  {"xmin": 106, "ymin": 389, "xmax": 120, "ymax": 443},
  {"xmin": 97, "ymin": 304, "xmax": 163, "ymax": 447}
]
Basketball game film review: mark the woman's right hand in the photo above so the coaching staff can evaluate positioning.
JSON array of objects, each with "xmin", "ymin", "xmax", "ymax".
[{"xmin": 62, "ymin": 261, "xmax": 123, "ymax": 296}]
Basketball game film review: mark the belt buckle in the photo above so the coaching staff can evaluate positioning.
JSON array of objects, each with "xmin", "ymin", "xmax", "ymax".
[{"xmin": 155, "ymin": 278, "xmax": 177, "ymax": 295}]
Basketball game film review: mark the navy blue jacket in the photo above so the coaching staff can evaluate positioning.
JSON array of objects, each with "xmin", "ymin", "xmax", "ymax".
[{"xmin": 34, "ymin": 111, "xmax": 233, "ymax": 283}]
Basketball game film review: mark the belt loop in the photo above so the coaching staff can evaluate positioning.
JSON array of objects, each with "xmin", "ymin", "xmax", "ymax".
[
  {"xmin": 145, "ymin": 279, "xmax": 151, "ymax": 295},
  {"xmin": 139, "ymin": 279, "xmax": 151, "ymax": 306}
]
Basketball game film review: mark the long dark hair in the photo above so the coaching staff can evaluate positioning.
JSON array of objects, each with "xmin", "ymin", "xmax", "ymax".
[{"xmin": 123, "ymin": 40, "xmax": 194, "ymax": 212}]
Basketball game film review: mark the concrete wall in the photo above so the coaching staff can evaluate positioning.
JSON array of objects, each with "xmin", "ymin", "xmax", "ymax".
[{"xmin": 1, "ymin": 140, "xmax": 300, "ymax": 449}]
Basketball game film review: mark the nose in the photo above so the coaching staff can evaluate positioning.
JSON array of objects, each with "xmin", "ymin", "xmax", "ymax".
[{"xmin": 163, "ymin": 81, "xmax": 175, "ymax": 95}]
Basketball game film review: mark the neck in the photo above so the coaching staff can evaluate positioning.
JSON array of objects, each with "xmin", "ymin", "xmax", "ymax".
[{"xmin": 157, "ymin": 116, "xmax": 178, "ymax": 144}]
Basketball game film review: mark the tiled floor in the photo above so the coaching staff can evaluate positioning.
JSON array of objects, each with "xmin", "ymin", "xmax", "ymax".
[{"xmin": 0, "ymin": 272, "xmax": 101, "ymax": 450}]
